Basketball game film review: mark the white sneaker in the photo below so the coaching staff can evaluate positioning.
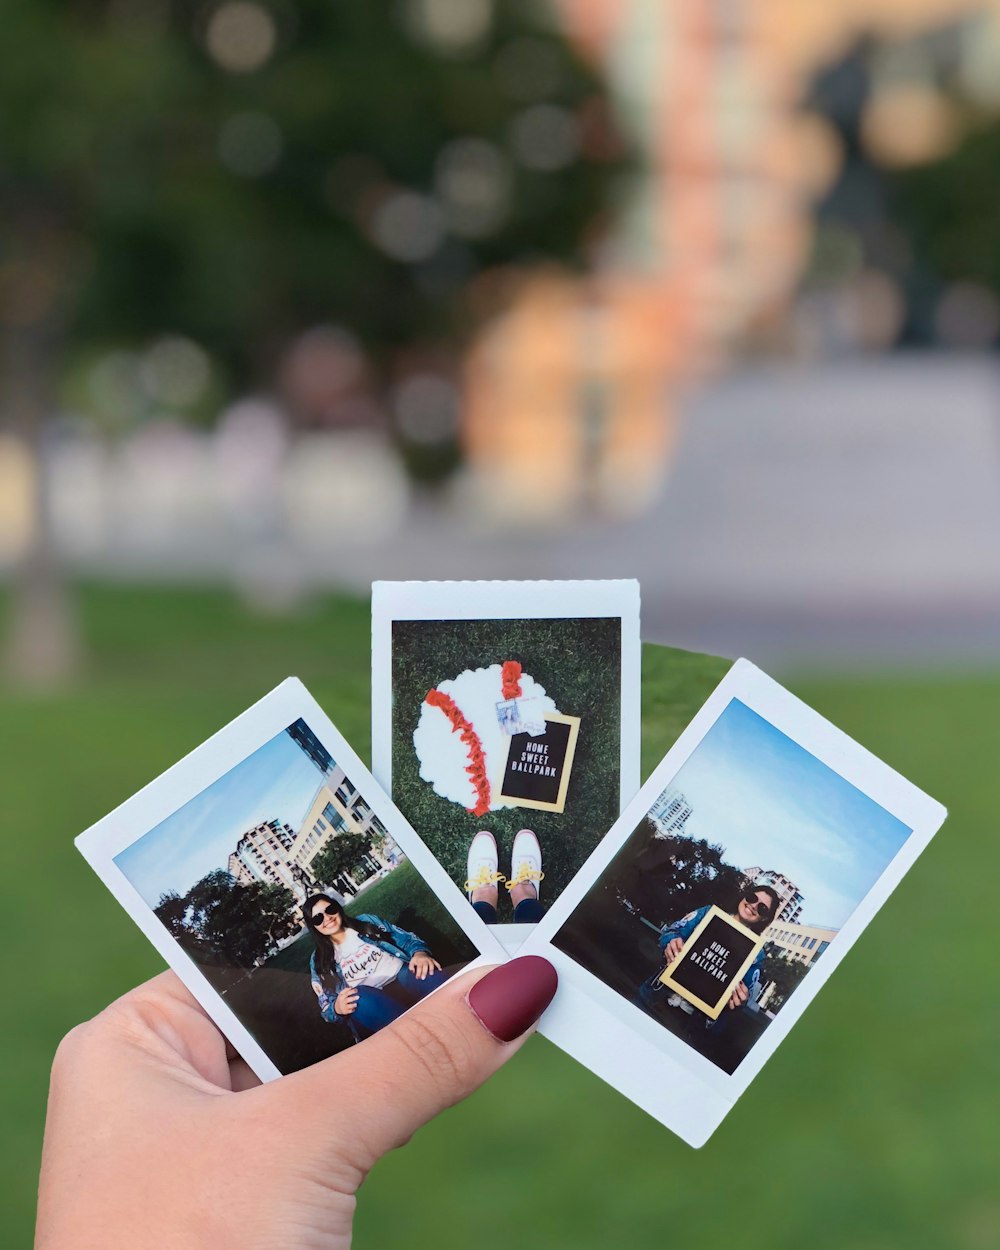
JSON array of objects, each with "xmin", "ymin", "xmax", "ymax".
[
  {"xmin": 465, "ymin": 831, "xmax": 502, "ymax": 900},
  {"xmin": 506, "ymin": 829, "xmax": 543, "ymax": 901}
]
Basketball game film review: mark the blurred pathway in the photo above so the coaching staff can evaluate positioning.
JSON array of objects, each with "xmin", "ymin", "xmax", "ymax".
[
  {"xmin": 327, "ymin": 356, "xmax": 1000, "ymax": 668},
  {"xmin": 60, "ymin": 354, "xmax": 1000, "ymax": 669}
]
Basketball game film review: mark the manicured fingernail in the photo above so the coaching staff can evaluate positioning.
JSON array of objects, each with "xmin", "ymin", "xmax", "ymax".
[{"xmin": 466, "ymin": 955, "xmax": 558, "ymax": 1042}]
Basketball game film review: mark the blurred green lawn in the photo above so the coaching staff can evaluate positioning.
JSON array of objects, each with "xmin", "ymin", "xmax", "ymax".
[{"xmin": 3, "ymin": 585, "xmax": 997, "ymax": 1250}]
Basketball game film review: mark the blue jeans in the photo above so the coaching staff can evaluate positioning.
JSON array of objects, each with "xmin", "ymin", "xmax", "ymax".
[
  {"xmin": 473, "ymin": 898, "xmax": 544, "ymax": 924},
  {"xmin": 349, "ymin": 965, "xmax": 449, "ymax": 1034}
]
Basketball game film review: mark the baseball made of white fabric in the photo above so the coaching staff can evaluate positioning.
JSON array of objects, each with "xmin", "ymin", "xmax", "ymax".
[{"xmin": 414, "ymin": 663, "xmax": 558, "ymax": 815}]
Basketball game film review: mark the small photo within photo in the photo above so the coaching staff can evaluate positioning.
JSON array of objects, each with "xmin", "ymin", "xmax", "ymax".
[
  {"xmin": 113, "ymin": 717, "xmax": 479, "ymax": 1076},
  {"xmin": 552, "ymin": 696, "xmax": 917, "ymax": 1075}
]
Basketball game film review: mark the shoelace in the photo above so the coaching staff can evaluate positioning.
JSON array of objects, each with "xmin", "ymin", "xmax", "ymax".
[
  {"xmin": 464, "ymin": 865, "xmax": 506, "ymax": 893},
  {"xmin": 504, "ymin": 863, "xmax": 544, "ymax": 891}
]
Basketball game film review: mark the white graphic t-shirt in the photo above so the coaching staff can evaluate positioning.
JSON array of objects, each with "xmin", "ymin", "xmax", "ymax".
[{"xmin": 334, "ymin": 928, "xmax": 404, "ymax": 989}]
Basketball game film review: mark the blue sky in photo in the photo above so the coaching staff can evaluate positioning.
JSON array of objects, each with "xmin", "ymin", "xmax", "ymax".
[
  {"xmin": 115, "ymin": 727, "xmax": 329, "ymax": 908},
  {"xmin": 664, "ymin": 699, "xmax": 912, "ymax": 929}
]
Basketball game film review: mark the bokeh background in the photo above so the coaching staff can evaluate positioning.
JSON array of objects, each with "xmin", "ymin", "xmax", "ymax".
[{"xmin": 3, "ymin": 1, "xmax": 999, "ymax": 1246}]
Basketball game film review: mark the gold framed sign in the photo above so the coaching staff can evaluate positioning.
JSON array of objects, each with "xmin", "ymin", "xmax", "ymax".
[
  {"xmin": 658, "ymin": 905, "xmax": 766, "ymax": 1020},
  {"xmin": 496, "ymin": 713, "xmax": 581, "ymax": 814}
]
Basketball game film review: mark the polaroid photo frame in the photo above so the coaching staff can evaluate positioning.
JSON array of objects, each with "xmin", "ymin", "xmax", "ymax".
[
  {"xmin": 518, "ymin": 659, "xmax": 947, "ymax": 1147},
  {"xmin": 76, "ymin": 677, "xmax": 507, "ymax": 1084},
  {"xmin": 371, "ymin": 580, "xmax": 641, "ymax": 951}
]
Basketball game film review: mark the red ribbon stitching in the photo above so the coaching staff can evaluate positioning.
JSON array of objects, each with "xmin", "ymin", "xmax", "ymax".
[
  {"xmin": 426, "ymin": 688, "xmax": 491, "ymax": 817},
  {"xmin": 501, "ymin": 660, "xmax": 523, "ymax": 702}
]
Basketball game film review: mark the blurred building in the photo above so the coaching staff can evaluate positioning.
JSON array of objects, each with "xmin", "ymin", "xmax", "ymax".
[
  {"xmin": 461, "ymin": 0, "xmax": 1000, "ymax": 521},
  {"xmin": 742, "ymin": 866, "xmax": 804, "ymax": 924}
]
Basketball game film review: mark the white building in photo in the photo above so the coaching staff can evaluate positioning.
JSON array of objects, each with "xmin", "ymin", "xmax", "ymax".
[
  {"xmin": 742, "ymin": 866, "xmax": 804, "ymax": 924},
  {"xmin": 649, "ymin": 788, "xmax": 693, "ymax": 838}
]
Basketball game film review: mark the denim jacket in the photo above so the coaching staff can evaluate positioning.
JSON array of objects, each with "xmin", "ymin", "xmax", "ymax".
[
  {"xmin": 309, "ymin": 913, "xmax": 431, "ymax": 1034},
  {"xmin": 654, "ymin": 904, "xmax": 767, "ymax": 1008}
]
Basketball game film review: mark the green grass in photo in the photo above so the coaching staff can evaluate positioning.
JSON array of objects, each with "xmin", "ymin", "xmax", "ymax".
[{"xmin": 390, "ymin": 616, "xmax": 625, "ymax": 906}]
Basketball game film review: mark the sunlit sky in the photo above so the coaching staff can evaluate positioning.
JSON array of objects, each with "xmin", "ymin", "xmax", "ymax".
[
  {"xmin": 115, "ymin": 727, "xmax": 329, "ymax": 908},
  {"xmin": 664, "ymin": 699, "xmax": 912, "ymax": 929}
]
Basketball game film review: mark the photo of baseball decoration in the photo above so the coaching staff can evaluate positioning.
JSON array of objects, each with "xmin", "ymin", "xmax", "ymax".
[
  {"xmin": 658, "ymin": 906, "xmax": 766, "ymax": 1020},
  {"xmin": 518, "ymin": 660, "xmax": 946, "ymax": 1146},
  {"xmin": 372, "ymin": 581, "xmax": 641, "ymax": 947}
]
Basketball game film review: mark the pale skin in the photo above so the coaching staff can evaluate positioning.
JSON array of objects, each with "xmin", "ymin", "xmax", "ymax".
[
  {"xmin": 36, "ymin": 963, "xmax": 530, "ymax": 1250},
  {"xmin": 470, "ymin": 879, "xmax": 536, "ymax": 910},
  {"xmin": 309, "ymin": 901, "xmax": 443, "ymax": 1016},
  {"xmin": 661, "ymin": 890, "xmax": 774, "ymax": 1011}
]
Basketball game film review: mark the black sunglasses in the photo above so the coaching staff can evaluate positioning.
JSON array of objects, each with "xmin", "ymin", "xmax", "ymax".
[
  {"xmin": 743, "ymin": 892, "xmax": 773, "ymax": 918},
  {"xmin": 309, "ymin": 905, "xmax": 339, "ymax": 928}
]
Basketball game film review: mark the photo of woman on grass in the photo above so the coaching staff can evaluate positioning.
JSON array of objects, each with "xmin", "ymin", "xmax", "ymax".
[{"xmin": 306, "ymin": 894, "xmax": 448, "ymax": 1040}]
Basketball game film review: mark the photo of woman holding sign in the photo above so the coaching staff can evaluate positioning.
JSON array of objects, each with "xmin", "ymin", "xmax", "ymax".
[{"xmin": 638, "ymin": 885, "xmax": 780, "ymax": 1018}]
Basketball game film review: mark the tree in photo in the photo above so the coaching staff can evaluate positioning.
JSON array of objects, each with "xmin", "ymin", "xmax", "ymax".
[
  {"xmin": 169, "ymin": 869, "xmax": 296, "ymax": 969},
  {"xmin": 760, "ymin": 949, "xmax": 810, "ymax": 1014},
  {"xmin": 311, "ymin": 832, "xmax": 375, "ymax": 896},
  {"xmin": 620, "ymin": 819, "xmax": 747, "ymax": 928}
]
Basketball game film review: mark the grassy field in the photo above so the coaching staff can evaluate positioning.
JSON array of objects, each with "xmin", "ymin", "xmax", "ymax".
[
  {"xmin": 390, "ymin": 615, "xmax": 625, "ymax": 903},
  {"xmin": 3, "ymin": 584, "xmax": 998, "ymax": 1250}
]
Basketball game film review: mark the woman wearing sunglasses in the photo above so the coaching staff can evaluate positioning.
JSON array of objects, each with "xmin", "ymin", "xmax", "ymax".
[
  {"xmin": 638, "ymin": 884, "xmax": 780, "ymax": 1018},
  {"xmin": 304, "ymin": 894, "xmax": 447, "ymax": 1040}
]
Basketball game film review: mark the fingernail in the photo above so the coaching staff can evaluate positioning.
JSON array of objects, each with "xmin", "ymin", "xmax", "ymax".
[{"xmin": 466, "ymin": 955, "xmax": 558, "ymax": 1043}]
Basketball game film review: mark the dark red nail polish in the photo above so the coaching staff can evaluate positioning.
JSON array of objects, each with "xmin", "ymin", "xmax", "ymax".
[{"xmin": 466, "ymin": 955, "xmax": 558, "ymax": 1042}]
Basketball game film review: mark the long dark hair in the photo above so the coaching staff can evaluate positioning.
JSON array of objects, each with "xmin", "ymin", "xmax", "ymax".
[
  {"xmin": 303, "ymin": 894, "xmax": 393, "ymax": 990},
  {"xmin": 739, "ymin": 884, "xmax": 781, "ymax": 935}
]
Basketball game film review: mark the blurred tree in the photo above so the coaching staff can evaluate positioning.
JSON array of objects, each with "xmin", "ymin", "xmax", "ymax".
[{"xmin": 0, "ymin": 0, "xmax": 630, "ymax": 684}]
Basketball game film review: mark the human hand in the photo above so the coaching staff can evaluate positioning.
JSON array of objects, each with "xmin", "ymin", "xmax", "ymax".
[
  {"xmin": 727, "ymin": 980, "xmax": 749, "ymax": 1011},
  {"xmin": 36, "ymin": 958, "xmax": 557, "ymax": 1250},
  {"xmin": 409, "ymin": 951, "xmax": 442, "ymax": 980},
  {"xmin": 663, "ymin": 937, "xmax": 685, "ymax": 965},
  {"xmin": 334, "ymin": 986, "xmax": 359, "ymax": 1015}
]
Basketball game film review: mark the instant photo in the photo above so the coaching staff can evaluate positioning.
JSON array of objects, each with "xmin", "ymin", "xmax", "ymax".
[
  {"xmin": 371, "ymin": 580, "xmax": 641, "ymax": 945},
  {"xmin": 520, "ymin": 660, "xmax": 947, "ymax": 1146},
  {"xmin": 77, "ymin": 679, "xmax": 503, "ymax": 1082}
]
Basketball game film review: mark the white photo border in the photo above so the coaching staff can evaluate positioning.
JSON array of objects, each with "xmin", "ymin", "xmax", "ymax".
[
  {"xmin": 76, "ymin": 677, "xmax": 508, "ymax": 1083},
  {"xmin": 518, "ymin": 658, "xmax": 947, "ymax": 1147},
  {"xmin": 370, "ymin": 579, "xmax": 642, "ymax": 950}
]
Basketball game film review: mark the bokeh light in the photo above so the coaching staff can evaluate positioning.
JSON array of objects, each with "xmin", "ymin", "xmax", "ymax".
[
  {"xmin": 205, "ymin": 1, "xmax": 277, "ymax": 73},
  {"xmin": 391, "ymin": 373, "xmax": 460, "ymax": 446},
  {"xmin": 370, "ymin": 191, "xmax": 445, "ymax": 264},
  {"xmin": 140, "ymin": 337, "xmax": 212, "ymax": 409},
  {"xmin": 402, "ymin": 0, "xmax": 493, "ymax": 56},
  {"xmin": 434, "ymin": 138, "xmax": 512, "ymax": 238},
  {"xmin": 509, "ymin": 103, "xmax": 579, "ymax": 172}
]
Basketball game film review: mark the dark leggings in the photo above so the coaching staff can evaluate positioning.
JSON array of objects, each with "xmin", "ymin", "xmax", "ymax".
[
  {"xmin": 473, "ymin": 897, "xmax": 544, "ymax": 925},
  {"xmin": 349, "ymin": 965, "xmax": 449, "ymax": 1034}
]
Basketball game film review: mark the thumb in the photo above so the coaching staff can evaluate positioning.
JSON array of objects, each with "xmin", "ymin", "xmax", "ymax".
[{"xmin": 279, "ymin": 956, "xmax": 557, "ymax": 1170}]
